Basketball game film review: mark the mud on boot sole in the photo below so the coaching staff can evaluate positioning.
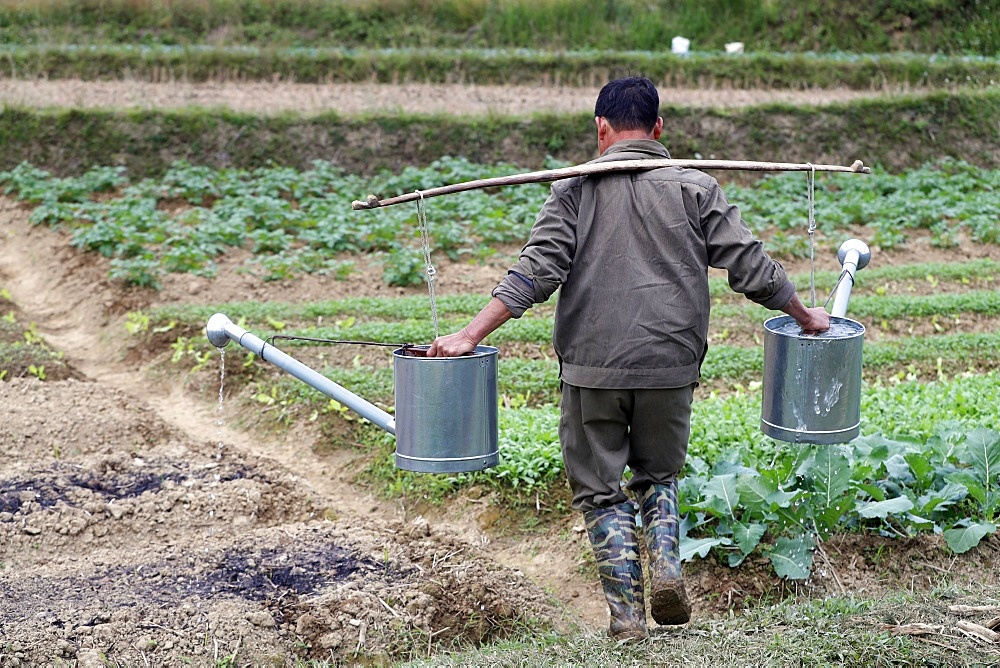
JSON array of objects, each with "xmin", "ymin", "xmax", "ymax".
[{"xmin": 650, "ymin": 580, "xmax": 691, "ymax": 626}]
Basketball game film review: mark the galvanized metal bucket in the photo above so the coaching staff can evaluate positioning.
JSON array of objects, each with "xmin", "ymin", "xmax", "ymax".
[
  {"xmin": 761, "ymin": 315, "xmax": 865, "ymax": 445},
  {"xmin": 392, "ymin": 345, "xmax": 500, "ymax": 473}
]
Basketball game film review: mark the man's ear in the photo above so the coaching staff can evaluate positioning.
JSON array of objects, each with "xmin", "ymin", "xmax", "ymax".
[
  {"xmin": 595, "ymin": 116, "xmax": 610, "ymax": 141},
  {"xmin": 652, "ymin": 116, "xmax": 663, "ymax": 140}
]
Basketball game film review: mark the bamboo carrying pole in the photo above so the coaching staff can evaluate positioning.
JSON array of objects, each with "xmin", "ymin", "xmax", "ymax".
[{"xmin": 351, "ymin": 158, "xmax": 871, "ymax": 210}]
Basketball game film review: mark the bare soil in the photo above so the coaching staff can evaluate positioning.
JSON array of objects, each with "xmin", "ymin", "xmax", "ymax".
[
  {"xmin": 0, "ymin": 79, "xmax": 924, "ymax": 117},
  {"xmin": 2, "ymin": 181, "xmax": 999, "ymax": 665},
  {"xmin": 0, "ymin": 200, "xmax": 570, "ymax": 664}
]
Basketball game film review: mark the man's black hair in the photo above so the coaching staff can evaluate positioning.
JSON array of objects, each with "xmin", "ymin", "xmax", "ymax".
[{"xmin": 594, "ymin": 76, "xmax": 659, "ymax": 132}]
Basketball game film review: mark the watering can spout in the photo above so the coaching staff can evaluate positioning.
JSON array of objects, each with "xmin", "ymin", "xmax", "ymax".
[
  {"xmin": 206, "ymin": 312, "xmax": 237, "ymax": 349},
  {"xmin": 205, "ymin": 313, "xmax": 396, "ymax": 436},
  {"xmin": 830, "ymin": 239, "xmax": 871, "ymax": 318}
]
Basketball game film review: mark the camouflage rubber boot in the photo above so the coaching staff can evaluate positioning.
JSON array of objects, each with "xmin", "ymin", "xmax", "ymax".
[
  {"xmin": 583, "ymin": 503, "xmax": 648, "ymax": 641},
  {"xmin": 638, "ymin": 481, "xmax": 691, "ymax": 625}
]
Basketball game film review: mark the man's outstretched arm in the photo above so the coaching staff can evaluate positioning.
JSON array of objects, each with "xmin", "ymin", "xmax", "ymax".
[{"xmin": 426, "ymin": 297, "xmax": 513, "ymax": 357}]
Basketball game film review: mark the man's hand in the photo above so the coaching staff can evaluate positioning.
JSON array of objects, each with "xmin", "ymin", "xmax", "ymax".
[
  {"xmin": 426, "ymin": 328, "xmax": 477, "ymax": 357},
  {"xmin": 780, "ymin": 294, "xmax": 831, "ymax": 335},
  {"xmin": 795, "ymin": 306, "xmax": 831, "ymax": 335}
]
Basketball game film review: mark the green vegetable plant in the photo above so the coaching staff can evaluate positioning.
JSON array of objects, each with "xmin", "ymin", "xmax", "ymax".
[
  {"xmin": 679, "ymin": 424, "xmax": 1000, "ymax": 580},
  {"xmin": 4, "ymin": 158, "xmax": 997, "ymax": 289},
  {"xmin": 942, "ymin": 427, "xmax": 1000, "ymax": 553}
]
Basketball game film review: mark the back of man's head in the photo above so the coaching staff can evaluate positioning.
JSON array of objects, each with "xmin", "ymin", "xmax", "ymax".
[{"xmin": 594, "ymin": 77, "xmax": 659, "ymax": 133}]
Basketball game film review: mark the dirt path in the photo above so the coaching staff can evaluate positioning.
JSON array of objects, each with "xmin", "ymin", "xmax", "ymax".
[
  {"xmin": 0, "ymin": 197, "xmax": 427, "ymax": 519},
  {"xmin": 0, "ymin": 197, "xmax": 607, "ymax": 662},
  {"xmin": 0, "ymin": 78, "xmax": 922, "ymax": 116}
]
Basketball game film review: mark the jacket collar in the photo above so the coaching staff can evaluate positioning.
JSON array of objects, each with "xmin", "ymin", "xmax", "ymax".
[{"xmin": 594, "ymin": 139, "xmax": 671, "ymax": 163}]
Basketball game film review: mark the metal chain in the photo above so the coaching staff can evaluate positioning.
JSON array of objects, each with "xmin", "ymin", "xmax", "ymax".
[
  {"xmin": 806, "ymin": 163, "xmax": 817, "ymax": 307},
  {"xmin": 267, "ymin": 335, "xmax": 407, "ymax": 348},
  {"xmin": 416, "ymin": 190, "xmax": 440, "ymax": 339}
]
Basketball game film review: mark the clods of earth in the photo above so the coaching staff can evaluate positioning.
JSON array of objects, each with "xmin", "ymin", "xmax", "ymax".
[{"xmin": 0, "ymin": 379, "xmax": 558, "ymax": 663}]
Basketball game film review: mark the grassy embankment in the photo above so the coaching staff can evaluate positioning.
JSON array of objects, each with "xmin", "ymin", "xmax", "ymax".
[
  {"xmin": 3, "ymin": 46, "xmax": 999, "ymax": 89},
  {"xmin": 0, "ymin": 289, "xmax": 77, "ymax": 382},
  {"xmin": 2, "ymin": 88, "xmax": 999, "ymax": 176},
  {"xmin": 1, "ymin": 0, "xmax": 997, "ymax": 54}
]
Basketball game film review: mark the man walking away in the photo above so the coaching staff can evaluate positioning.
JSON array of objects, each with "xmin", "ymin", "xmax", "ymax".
[{"xmin": 426, "ymin": 76, "xmax": 830, "ymax": 640}]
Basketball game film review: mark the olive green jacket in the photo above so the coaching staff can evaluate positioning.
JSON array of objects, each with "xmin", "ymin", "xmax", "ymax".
[{"xmin": 492, "ymin": 139, "xmax": 795, "ymax": 388}]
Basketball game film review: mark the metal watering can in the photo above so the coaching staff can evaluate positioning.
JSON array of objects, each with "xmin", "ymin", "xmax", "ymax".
[
  {"xmin": 205, "ymin": 314, "xmax": 499, "ymax": 473},
  {"xmin": 760, "ymin": 239, "xmax": 871, "ymax": 445}
]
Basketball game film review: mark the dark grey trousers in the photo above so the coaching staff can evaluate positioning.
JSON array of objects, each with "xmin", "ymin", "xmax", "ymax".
[{"xmin": 559, "ymin": 383, "xmax": 695, "ymax": 511}]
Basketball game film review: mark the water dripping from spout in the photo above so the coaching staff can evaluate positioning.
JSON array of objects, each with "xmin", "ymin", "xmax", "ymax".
[{"xmin": 216, "ymin": 346, "xmax": 226, "ymax": 460}]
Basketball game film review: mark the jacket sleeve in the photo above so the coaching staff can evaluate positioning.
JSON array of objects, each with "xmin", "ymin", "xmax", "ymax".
[
  {"xmin": 491, "ymin": 183, "xmax": 578, "ymax": 318},
  {"xmin": 698, "ymin": 180, "xmax": 796, "ymax": 311}
]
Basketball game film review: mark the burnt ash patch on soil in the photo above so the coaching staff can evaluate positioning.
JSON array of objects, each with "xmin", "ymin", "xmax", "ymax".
[
  {"xmin": 0, "ymin": 540, "xmax": 389, "ymax": 617},
  {"xmin": 0, "ymin": 372, "xmax": 321, "ymax": 564},
  {"xmin": 195, "ymin": 543, "xmax": 390, "ymax": 604},
  {"xmin": 0, "ymin": 478, "xmax": 67, "ymax": 513},
  {"xmin": 0, "ymin": 460, "xmax": 259, "ymax": 514},
  {"xmin": 0, "ymin": 520, "xmax": 557, "ymax": 663}
]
